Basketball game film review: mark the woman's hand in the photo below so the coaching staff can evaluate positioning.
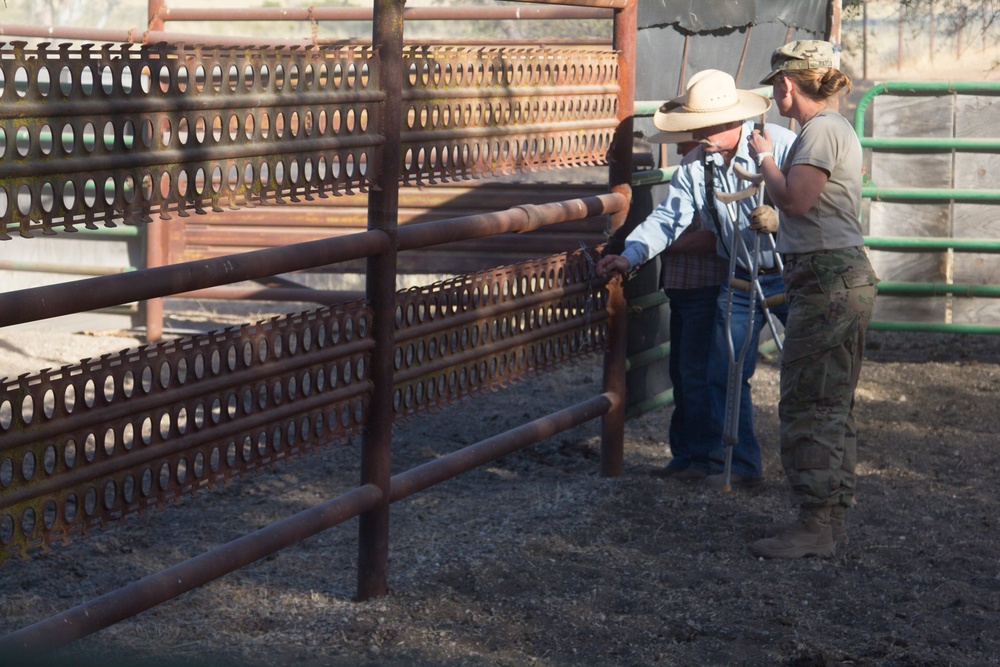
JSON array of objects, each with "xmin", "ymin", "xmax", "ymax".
[{"xmin": 746, "ymin": 126, "xmax": 774, "ymax": 164}]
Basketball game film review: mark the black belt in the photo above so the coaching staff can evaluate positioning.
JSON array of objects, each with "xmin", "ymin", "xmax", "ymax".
[{"xmin": 737, "ymin": 266, "xmax": 781, "ymax": 279}]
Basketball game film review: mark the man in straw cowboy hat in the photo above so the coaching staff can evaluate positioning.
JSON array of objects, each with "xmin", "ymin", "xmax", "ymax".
[
  {"xmin": 642, "ymin": 132, "xmax": 730, "ymax": 489},
  {"xmin": 598, "ymin": 69, "xmax": 797, "ymax": 489}
]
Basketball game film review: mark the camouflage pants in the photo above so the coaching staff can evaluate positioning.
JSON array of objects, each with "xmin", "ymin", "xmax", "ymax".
[{"xmin": 779, "ymin": 247, "xmax": 878, "ymax": 508}]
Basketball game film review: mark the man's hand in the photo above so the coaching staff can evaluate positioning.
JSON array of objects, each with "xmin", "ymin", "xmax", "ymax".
[
  {"xmin": 748, "ymin": 205, "xmax": 779, "ymax": 234},
  {"xmin": 596, "ymin": 255, "xmax": 630, "ymax": 278}
]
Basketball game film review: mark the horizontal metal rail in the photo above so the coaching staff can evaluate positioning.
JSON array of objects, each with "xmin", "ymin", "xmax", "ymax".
[
  {"xmin": 0, "ymin": 385, "xmax": 615, "ymax": 655},
  {"xmin": 0, "ymin": 230, "xmax": 391, "ymax": 328},
  {"xmin": 860, "ymin": 137, "xmax": 1000, "ymax": 151},
  {"xmin": 0, "ymin": 25, "xmax": 609, "ymax": 50},
  {"xmin": 869, "ymin": 320, "xmax": 1000, "ymax": 335},
  {"xmin": 865, "ymin": 236, "xmax": 1000, "ymax": 253},
  {"xmin": 397, "ymin": 193, "xmax": 624, "ymax": 249},
  {"xmin": 875, "ymin": 281, "xmax": 1000, "ymax": 298},
  {"xmin": 389, "ymin": 393, "xmax": 614, "ymax": 502},
  {"xmin": 156, "ymin": 6, "xmax": 615, "ymax": 22},
  {"xmin": 854, "ymin": 80, "xmax": 1000, "ymax": 138},
  {"xmin": 0, "ymin": 483, "xmax": 385, "ymax": 655},
  {"xmin": 854, "ymin": 81, "xmax": 1000, "ymax": 200},
  {"xmin": 0, "ymin": 193, "xmax": 622, "ymax": 329},
  {"xmin": 863, "ymin": 187, "xmax": 1000, "ymax": 202}
]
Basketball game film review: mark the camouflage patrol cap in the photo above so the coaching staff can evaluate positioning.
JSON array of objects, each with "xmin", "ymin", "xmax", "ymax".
[{"xmin": 759, "ymin": 40, "xmax": 836, "ymax": 85}]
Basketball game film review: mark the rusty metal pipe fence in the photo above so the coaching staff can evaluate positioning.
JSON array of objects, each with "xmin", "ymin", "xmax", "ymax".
[{"xmin": 0, "ymin": 0, "xmax": 638, "ymax": 654}]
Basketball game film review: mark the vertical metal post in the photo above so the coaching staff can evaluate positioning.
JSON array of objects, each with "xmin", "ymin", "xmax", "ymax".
[
  {"xmin": 600, "ymin": 0, "xmax": 636, "ymax": 478},
  {"xmin": 139, "ymin": 22, "xmax": 168, "ymax": 343},
  {"xmin": 734, "ymin": 26, "xmax": 753, "ymax": 85},
  {"xmin": 143, "ymin": 219, "xmax": 166, "ymax": 343},
  {"xmin": 677, "ymin": 34, "xmax": 690, "ymax": 95},
  {"xmin": 863, "ymin": 0, "xmax": 869, "ymax": 81},
  {"xmin": 957, "ymin": 6, "xmax": 964, "ymax": 58},
  {"xmin": 146, "ymin": 1, "xmax": 167, "ymax": 376},
  {"xmin": 357, "ymin": 0, "xmax": 404, "ymax": 601},
  {"xmin": 828, "ymin": 0, "xmax": 842, "ymax": 53},
  {"xmin": 983, "ymin": 0, "xmax": 988, "ymax": 52},
  {"xmin": 898, "ymin": 2, "xmax": 905, "ymax": 72},
  {"xmin": 929, "ymin": 0, "xmax": 936, "ymax": 64},
  {"xmin": 148, "ymin": 0, "xmax": 166, "ymax": 31}
]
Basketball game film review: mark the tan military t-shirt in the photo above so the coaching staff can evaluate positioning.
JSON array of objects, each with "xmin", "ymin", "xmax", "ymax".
[{"xmin": 776, "ymin": 109, "xmax": 865, "ymax": 254}]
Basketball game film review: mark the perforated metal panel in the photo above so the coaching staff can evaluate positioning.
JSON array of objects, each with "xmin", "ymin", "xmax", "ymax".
[
  {"xmin": 400, "ymin": 46, "xmax": 619, "ymax": 183},
  {"xmin": 0, "ymin": 302, "xmax": 373, "ymax": 560},
  {"xmin": 0, "ymin": 41, "xmax": 382, "ymax": 238}
]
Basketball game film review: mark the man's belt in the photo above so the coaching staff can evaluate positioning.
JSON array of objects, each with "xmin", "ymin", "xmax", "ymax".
[{"xmin": 737, "ymin": 266, "xmax": 781, "ymax": 278}]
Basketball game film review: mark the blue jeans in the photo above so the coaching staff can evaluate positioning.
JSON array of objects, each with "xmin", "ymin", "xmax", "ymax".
[
  {"xmin": 663, "ymin": 286, "xmax": 719, "ymax": 473},
  {"xmin": 706, "ymin": 271, "xmax": 788, "ymax": 478}
]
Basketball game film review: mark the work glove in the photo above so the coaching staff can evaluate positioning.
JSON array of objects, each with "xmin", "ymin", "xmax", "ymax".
[{"xmin": 748, "ymin": 205, "xmax": 778, "ymax": 234}]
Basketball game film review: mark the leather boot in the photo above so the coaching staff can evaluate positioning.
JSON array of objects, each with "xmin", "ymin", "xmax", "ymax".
[
  {"xmin": 830, "ymin": 505, "xmax": 848, "ymax": 547},
  {"xmin": 763, "ymin": 505, "xmax": 849, "ymax": 547},
  {"xmin": 752, "ymin": 507, "xmax": 836, "ymax": 559}
]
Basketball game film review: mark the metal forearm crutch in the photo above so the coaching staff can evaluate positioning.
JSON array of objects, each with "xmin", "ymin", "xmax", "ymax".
[
  {"xmin": 732, "ymin": 232, "xmax": 785, "ymax": 355},
  {"xmin": 721, "ymin": 226, "xmax": 760, "ymax": 492},
  {"xmin": 719, "ymin": 163, "xmax": 782, "ymax": 489},
  {"xmin": 723, "ymin": 166, "xmax": 786, "ymax": 354}
]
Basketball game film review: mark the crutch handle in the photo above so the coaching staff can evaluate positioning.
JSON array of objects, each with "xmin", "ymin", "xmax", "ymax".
[{"xmin": 729, "ymin": 277, "xmax": 753, "ymax": 292}]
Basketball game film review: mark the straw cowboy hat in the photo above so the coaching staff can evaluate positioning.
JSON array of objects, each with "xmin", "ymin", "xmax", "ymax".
[
  {"xmin": 647, "ymin": 101, "xmax": 694, "ymax": 144},
  {"xmin": 652, "ymin": 69, "xmax": 771, "ymax": 134}
]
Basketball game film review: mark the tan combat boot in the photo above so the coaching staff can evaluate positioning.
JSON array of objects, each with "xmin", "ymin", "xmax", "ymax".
[
  {"xmin": 829, "ymin": 505, "xmax": 848, "ymax": 547},
  {"xmin": 763, "ymin": 505, "xmax": 849, "ymax": 547},
  {"xmin": 752, "ymin": 507, "xmax": 836, "ymax": 559}
]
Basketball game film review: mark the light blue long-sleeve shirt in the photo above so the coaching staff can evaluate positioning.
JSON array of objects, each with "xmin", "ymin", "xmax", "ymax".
[{"xmin": 621, "ymin": 120, "xmax": 797, "ymax": 274}]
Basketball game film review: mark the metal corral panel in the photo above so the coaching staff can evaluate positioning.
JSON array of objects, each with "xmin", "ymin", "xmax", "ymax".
[
  {"xmin": 951, "ymin": 96, "xmax": 1000, "ymax": 325},
  {"xmin": 868, "ymin": 94, "xmax": 953, "ymax": 323},
  {"xmin": 869, "ymin": 93, "xmax": 1000, "ymax": 324}
]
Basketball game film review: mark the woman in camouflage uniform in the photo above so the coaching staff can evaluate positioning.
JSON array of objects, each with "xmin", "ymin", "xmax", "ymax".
[{"xmin": 745, "ymin": 40, "xmax": 878, "ymax": 559}]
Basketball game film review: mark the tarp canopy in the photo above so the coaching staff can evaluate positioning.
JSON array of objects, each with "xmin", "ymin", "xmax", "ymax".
[
  {"xmin": 639, "ymin": 0, "xmax": 831, "ymax": 34},
  {"xmin": 635, "ymin": 0, "xmax": 835, "ymax": 130}
]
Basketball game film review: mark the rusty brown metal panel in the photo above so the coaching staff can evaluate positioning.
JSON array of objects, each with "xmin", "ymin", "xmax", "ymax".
[
  {"xmin": 0, "ymin": 41, "xmax": 382, "ymax": 239},
  {"xmin": 0, "ymin": 303, "xmax": 373, "ymax": 562},
  {"xmin": 399, "ymin": 46, "xmax": 619, "ymax": 184},
  {"xmin": 391, "ymin": 249, "xmax": 606, "ymax": 421},
  {"xmin": 0, "ymin": 246, "xmax": 613, "ymax": 564}
]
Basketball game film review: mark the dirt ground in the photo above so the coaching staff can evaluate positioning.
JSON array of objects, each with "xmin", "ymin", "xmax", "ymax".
[{"xmin": 1, "ymin": 313, "xmax": 1000, "ymax": 667}]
